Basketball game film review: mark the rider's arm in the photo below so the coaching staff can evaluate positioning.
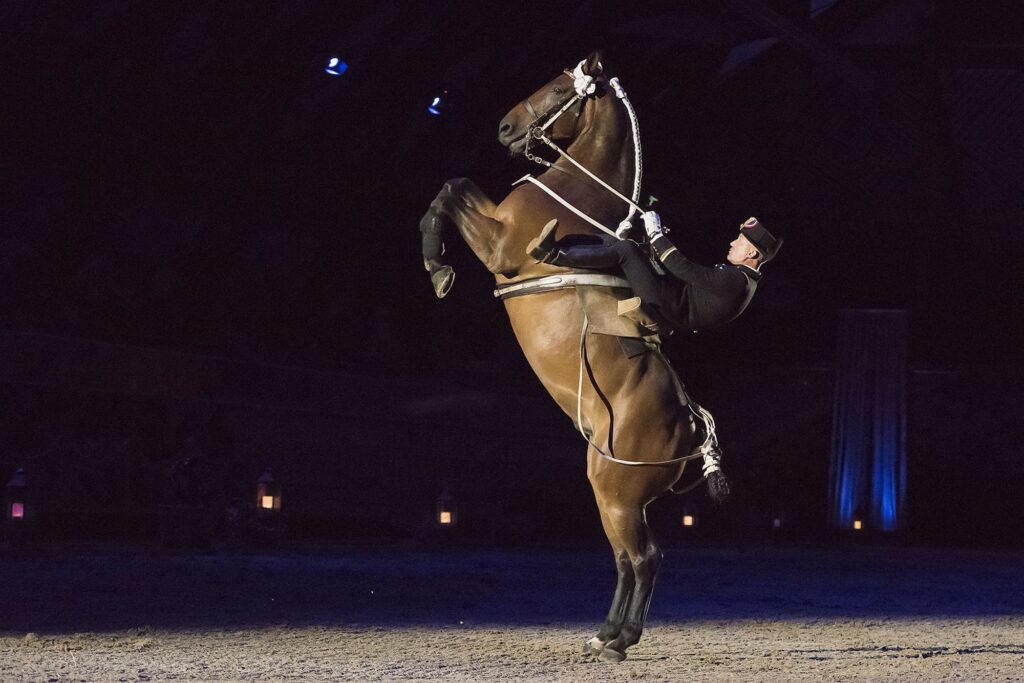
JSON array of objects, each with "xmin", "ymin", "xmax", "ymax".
[{"xmin": 649, "ymin": 234, "xmax": 745, "ymax": 293}]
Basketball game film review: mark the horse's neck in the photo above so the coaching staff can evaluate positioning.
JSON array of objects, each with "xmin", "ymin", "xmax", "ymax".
[{"xmin": 550, "ymin": 98, "xmax": 635, "ymax": 203}]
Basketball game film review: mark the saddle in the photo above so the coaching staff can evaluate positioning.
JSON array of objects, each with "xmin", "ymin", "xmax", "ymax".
[{"xmin": 576, "ymin": 287, "xmax": 665, "ymax": 357}]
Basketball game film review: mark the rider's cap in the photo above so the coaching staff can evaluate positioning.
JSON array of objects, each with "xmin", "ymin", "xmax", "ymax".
[{"xmin": 739, "ymin": 217, "xmax": 782, "ymax": 263}]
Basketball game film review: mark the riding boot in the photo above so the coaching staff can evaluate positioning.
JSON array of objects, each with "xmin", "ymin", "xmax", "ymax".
[
  {"xmin": 545, "ymin": 240, "xmax": 623, "ymax": 270},
  {"xmin": 526, "ymin": 219, "xmax": 561, "ymax": 263}
]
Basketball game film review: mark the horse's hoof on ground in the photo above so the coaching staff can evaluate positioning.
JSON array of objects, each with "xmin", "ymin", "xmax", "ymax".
[
  {"xmin": 598, "ymin": 646, "xmax": 626, "ymax": 663},
  {"xmin": 430, "ymin": 266, "xmax": 455, "ymax": 298},
  {"xmin": 583, "ymin": 637, "xmax": 606, "ymax": 656}
]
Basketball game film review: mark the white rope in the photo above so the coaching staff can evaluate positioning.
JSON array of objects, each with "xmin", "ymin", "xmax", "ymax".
[
  {"xmin": 514, "ymin": 175, "xmax": 620, "ymax": 238},
  {"xmin": 537, "ymin": 137, "xmax": 644, "ymax": 215},
  {"xmin": 520, "ymin": 65, "xmax": 646, "ymax": 240},
  {"xmin": 608, "ymin": 77, "xmax": 643, "ymax": 236},
  {"xmin": 574, "ymin": 315, "xmax": 706, "ymax": 468}
]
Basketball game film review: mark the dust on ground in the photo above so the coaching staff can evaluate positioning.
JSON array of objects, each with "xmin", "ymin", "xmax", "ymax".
[{"xmin": 1, "ymin": 544, "xmax": 1022, "ymax": 681}]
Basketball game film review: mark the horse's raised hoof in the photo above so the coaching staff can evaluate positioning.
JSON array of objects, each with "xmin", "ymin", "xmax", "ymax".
[
  {"xmin": 598, "ymin": 646, "xmax": 627, "ymax": 663},
  {"xmin": 583, "ymin": 637, "xmax": 606, "ymax": 656},
  {"xmin": 526, "ymin": 219, "xmax": 559, "ymax": 263},
  {"xmin": 430, "ymin": 266, "xmax": 455, "ymax": 298}
]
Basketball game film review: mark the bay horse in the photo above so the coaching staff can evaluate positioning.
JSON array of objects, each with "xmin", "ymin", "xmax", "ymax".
[{"xmin": 419, "ymin": 51, "xmax": 708, "ymax": 662}]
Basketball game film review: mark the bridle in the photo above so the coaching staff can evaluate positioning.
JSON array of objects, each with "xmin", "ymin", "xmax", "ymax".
[
  {"xmin": 518, "ymin": 69, "xmax": 589, "ymax": 168},
  {"xmin": 513, "ymin": 60, "xmax": 645, "ymax": 238},
  {"xmin": 504, "ymin": 61, "xmax": 724, "ymax": 483}
]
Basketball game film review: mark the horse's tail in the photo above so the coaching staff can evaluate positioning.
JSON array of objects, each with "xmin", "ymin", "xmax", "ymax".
[{"xmin": 706, "ymin": 470, "xmax": 732, "ymax": 505}]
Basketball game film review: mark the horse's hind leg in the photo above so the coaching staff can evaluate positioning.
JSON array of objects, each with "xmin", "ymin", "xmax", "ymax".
[
  {"xmin": 596, "ymin": 504, "xmax": 663, "ymax": 662},
  {"xmin": 584, "ymin": 510, "xmax": 635, "ymax": 656}
]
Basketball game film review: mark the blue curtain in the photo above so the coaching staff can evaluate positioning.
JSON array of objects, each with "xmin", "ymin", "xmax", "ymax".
[{"xmin": 829, "ymin": 309, "xmax": 908, "ymax": 531}]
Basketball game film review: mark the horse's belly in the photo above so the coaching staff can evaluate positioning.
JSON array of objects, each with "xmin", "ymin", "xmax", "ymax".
[{"xmin": 503, "ymin": 291, "xmax": 589, "ymax": 416}]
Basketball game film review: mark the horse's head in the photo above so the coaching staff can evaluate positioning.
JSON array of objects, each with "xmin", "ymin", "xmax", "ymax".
[{"xmin": 498, "ymin": 51, "xmax": 606, "ymax": 156}]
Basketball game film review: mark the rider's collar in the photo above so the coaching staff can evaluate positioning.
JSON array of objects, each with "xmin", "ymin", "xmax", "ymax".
[{"xmin": 721, "ymin": 263, "xmax": 762, "ymax": 280}]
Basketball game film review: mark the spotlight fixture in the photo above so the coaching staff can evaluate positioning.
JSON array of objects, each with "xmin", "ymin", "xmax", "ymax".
[
  {"xmin": 325, "ymin": 56, "xmax": 349, "ymax": 76},
  {"xmin": 427, "ymin": 92, "xmax": 447, "ymax": 116}
]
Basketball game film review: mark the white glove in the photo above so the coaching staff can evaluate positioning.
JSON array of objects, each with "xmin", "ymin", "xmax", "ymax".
[{"xmin": 642, "ymin": 210, "xmax": 664, "ymax": 239}]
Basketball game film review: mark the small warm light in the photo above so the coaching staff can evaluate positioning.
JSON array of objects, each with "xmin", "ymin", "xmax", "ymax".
[
  {"xmin": 682, "ymin": 514, "xmax": 695, "ymax": 527},
  {"xmin": 256, "ymin": 467, "xmax": 281, "ymax": 514},
  {"xmin": 439, "ymin": 510, "xmax": 453, "ymax": 525},
  {"xmin": 853, "ymin": 519, "xmax": 862, "ymax": 530},
  {"xmin": 10, "ymin": 503, "xmax": 24, "ymax": 520}
]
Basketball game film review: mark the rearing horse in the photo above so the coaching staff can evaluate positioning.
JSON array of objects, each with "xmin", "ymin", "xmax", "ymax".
[{"xmin": 419, "ymin": 51, "xmax": 705, "ymax": 662}]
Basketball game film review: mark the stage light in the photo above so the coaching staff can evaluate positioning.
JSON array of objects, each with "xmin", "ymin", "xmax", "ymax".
[
  {"xmin": 853, "ymin": 519, "xmax": 862, "ymax": 531},
  {"xmin": 436, "ymin": 487, "xmax": 457, "ymax": 528},
  {"xmin": 325, "ymin": 57, "xmax": 348, "ymax": 76},
  {"xmin": 682, "ymin": 514, "xmax": 694, "ymax": 527},
  {"xmin": 256, "ymin": 467, "xmax": 282, "ymax": 514},
  {"xmin": 772, "ymin": 517, "xmax": 783, "ymax": 530},
  {"xmin": 427, "ymin": 93, "xmax": 446, "ymax": 116}
]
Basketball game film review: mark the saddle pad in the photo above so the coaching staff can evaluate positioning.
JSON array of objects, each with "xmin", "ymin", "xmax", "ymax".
[{"xmin": 576, "ymin": 286, "xmax": 661, "ymax": 342}]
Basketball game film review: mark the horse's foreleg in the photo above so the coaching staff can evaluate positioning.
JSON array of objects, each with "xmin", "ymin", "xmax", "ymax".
[
  {"xmin": 422, "ymin": 178, "xmax": 518, "ymax": 284},
  {"xmin": 596, "ymin": 504, "xmax": 663, "ymax": 662}
]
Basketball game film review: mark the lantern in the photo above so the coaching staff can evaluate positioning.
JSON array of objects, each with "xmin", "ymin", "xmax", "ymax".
[
  {"xmin": 256, "ymin": 467, "xmax": 281, "ymax": 514},
  {"xmin": 852, "ymin": 505, "xmax": 864, "ymax": 531},
  {"xmin": 681, "ymin": 501, "xmax": 698, "ymax": 528},
  {"xmin": 436, "ymin": 487, "xmax": 457, "ymax": 528},
  {"xmin": 5, "ymin": 467, "xmax": 29, "ymax": 523}
]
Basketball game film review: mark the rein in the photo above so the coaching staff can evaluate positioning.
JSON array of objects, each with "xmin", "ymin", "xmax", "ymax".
[
  {"xmin": 575, "ymin": 314, "xmax": 723, "ymax": 474},
  {"xmin": 518, "ymin": 62, "xmax": 645, "ymax": 238},
  {"xmin": 502, "ymin": 60, "xmax": 723, "ymax": 478}
]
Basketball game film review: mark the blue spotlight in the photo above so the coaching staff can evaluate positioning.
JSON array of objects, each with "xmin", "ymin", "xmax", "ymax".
[
  {"xmin": 427, "ymin": 93, "xmax": 445, "ymax": 116},
  {"xmin": 325, "ymin": 56, "xmax": 348, "ymax": 76}
]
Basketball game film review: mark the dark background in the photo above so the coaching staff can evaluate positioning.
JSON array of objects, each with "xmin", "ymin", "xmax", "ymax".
[{"xmin": 1, "ymin": 0, "xmax": 1021, "ymax": 546}]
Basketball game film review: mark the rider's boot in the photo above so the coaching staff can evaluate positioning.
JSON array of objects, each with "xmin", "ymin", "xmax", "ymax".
[
  {"xmin": 528, "ymin": 220, "xmax": 621, "ymax": 270},
  {"xmin": 527, "ymin": 219, "xmax": 561, "ymax": 263}
]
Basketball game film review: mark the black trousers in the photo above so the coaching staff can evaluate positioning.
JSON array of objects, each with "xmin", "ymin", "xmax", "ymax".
[{"xmin": 550, "ymin": 235, "xmax": 686, "ymax": 330}]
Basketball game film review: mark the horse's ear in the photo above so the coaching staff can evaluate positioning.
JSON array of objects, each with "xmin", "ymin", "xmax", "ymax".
[{"xmin": 582, "ymin": 50, "xmax": 604, "ymax": 77}]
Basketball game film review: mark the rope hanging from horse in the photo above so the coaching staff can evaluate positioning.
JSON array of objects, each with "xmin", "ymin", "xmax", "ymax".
[{"xmin": 574, "ymin": 313, "xmax": 724, "ymax": 475}]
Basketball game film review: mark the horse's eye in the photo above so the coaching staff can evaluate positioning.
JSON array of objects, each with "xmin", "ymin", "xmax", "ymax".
[{"xmin": 553, "ymin": 86, "xmax": 565, "ymax": 95}]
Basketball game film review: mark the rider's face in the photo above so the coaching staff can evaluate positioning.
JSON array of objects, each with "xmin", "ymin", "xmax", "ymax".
[{"xmin": 727, "ymin": 234, "xmax": 758, "ymax": 265}]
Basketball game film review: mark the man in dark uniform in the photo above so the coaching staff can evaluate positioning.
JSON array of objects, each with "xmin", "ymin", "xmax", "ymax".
[{"xmin": 527, "ymin": 215, "xmax": 782, "ymax": 333}]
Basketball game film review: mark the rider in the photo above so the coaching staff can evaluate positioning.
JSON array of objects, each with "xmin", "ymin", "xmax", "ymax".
[{"xmin": 527, "ymin": 215, "xmax": 782, "ymax": 333}]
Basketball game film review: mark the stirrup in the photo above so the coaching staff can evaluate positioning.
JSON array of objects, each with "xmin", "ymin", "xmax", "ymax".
[{"xmin": 526, "ymin": 219, "xmax": 560, "ymax": 263}]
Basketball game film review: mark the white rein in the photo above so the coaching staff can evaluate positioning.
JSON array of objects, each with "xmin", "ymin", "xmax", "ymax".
[
  {"xmin": 517, "ymin": 60, "xmax": 644, "ymax": 238},
  {"xmin": 511, "ymin": 61, "xmax": 722, "ymax": 478}
]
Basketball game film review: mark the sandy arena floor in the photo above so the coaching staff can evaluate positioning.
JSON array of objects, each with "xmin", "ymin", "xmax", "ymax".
[{"xmin": 1, "ymin": 544, "xmax": 1022, "ymax": 681}]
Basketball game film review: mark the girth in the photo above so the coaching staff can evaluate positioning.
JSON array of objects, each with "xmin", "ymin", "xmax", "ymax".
[{"xmin": 493, "ymin": 273, "xmax": 631, "ymax": 301}]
